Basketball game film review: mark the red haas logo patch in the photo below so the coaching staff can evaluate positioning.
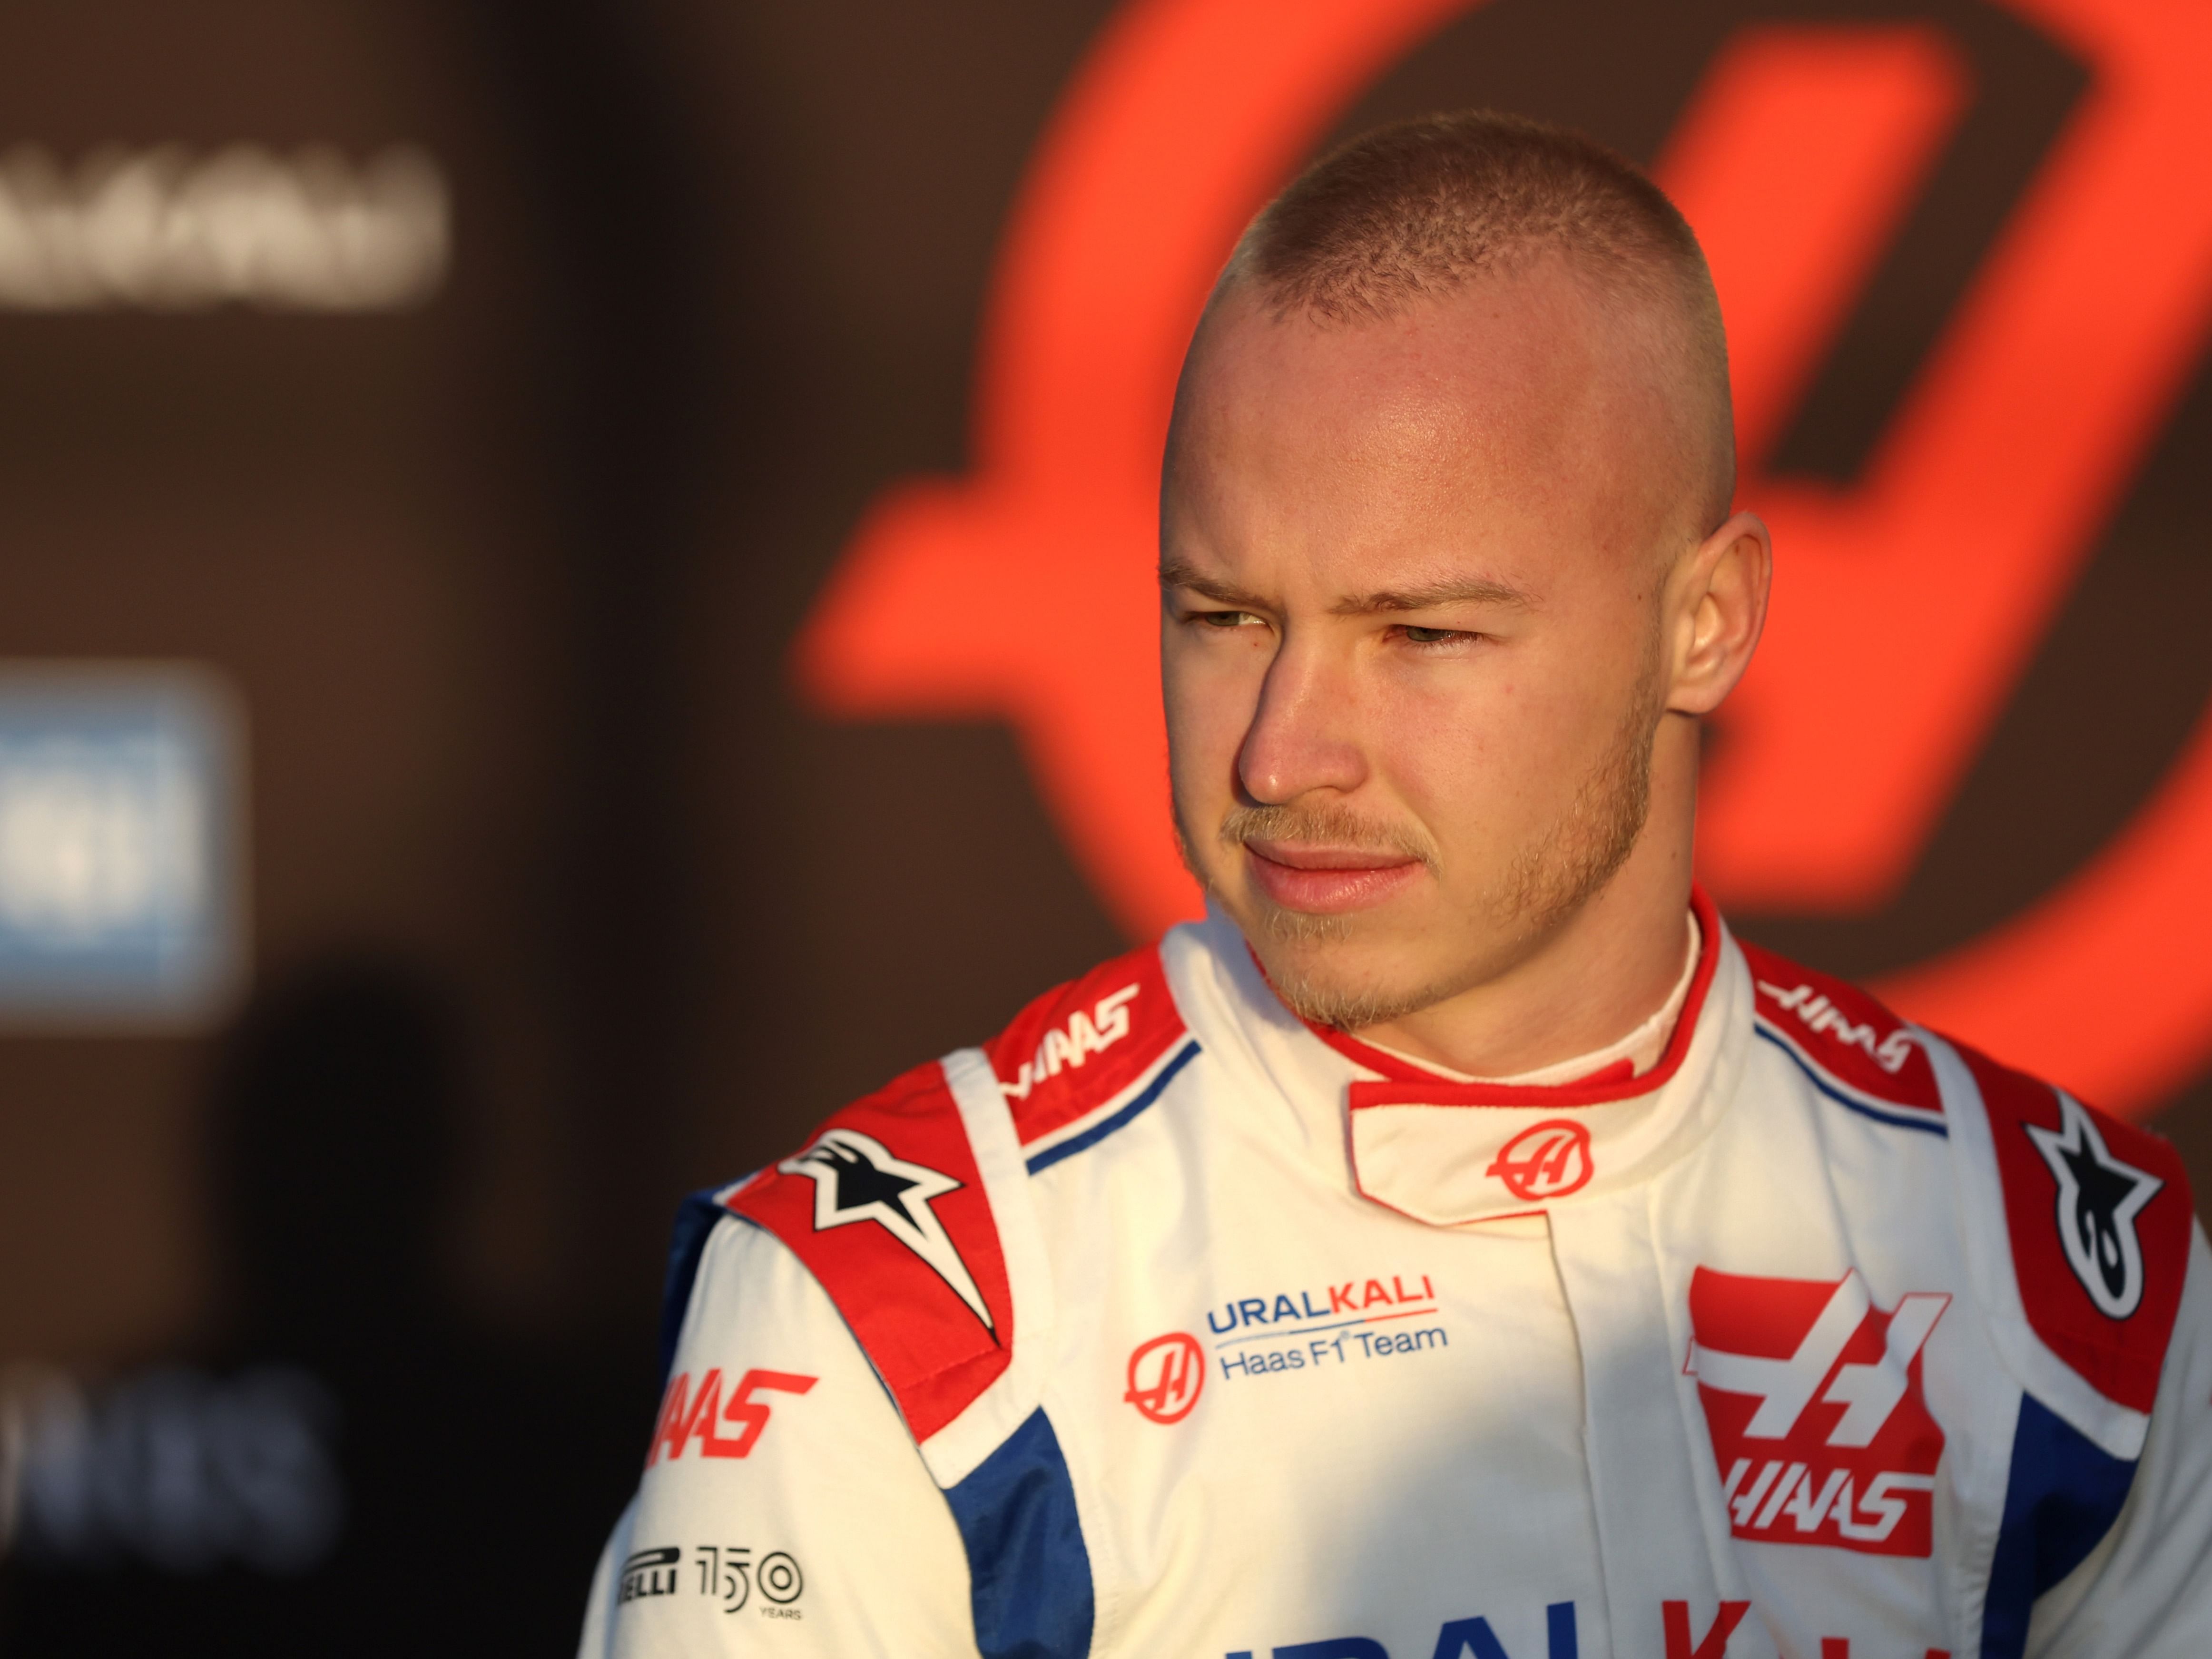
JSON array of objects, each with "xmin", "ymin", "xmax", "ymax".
[
  {"xmin": 1488, "ymin": 1119, "xmax": 1595, "ymax": 1201},
  {"xmin": 1687, "ymin": 1268, "xmax": 1947, "ymax": 1557},
  {"xmin": 1124, "ymin": 1332, "xmax": 1204, "ymax": 1424}
]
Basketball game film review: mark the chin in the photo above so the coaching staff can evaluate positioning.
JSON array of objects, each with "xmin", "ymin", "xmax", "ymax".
[{"xmin": 1246, "ymin": 918, "xmax": 1450, "ymax": 1031}]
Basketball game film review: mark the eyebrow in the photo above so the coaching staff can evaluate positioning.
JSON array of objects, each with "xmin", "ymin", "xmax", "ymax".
[
  {"xmin": 1158, "ymin": 558, "xmax": 1534, "ymax": 615},
  {"xmin": 1157, "ymin": 560, "xmax": 1271, "ymax": 610},
  {"xmin": 1330, "ymin": 577, "xmax": 1535, "ymax": 616}
]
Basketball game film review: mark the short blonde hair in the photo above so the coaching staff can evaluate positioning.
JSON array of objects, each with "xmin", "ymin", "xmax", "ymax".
[{"xmin": 1221, "ymin": 111, "xmax": 1735, "ymax": 531}]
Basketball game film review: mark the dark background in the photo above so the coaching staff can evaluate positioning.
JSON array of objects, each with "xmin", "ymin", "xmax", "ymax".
[{"xmin": 0, "ymin": 0, "xmax": 2205, "ymax": 1651}]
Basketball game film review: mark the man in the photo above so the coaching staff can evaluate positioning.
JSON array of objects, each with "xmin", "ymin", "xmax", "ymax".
[{"xmin": 580, "ymin": 114, "xmax": 2212, "ymax": 1659}]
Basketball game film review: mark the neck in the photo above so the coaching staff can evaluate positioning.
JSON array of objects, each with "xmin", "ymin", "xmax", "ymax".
[{"xmin": 1349, "ymin": 717, "xmax": 1700, "ymax": 1076}]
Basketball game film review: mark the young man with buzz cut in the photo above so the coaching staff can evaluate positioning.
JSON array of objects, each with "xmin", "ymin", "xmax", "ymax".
[{"xmin": 580, "ymin": 113, "xmax": 2212, "ymax": 1659}]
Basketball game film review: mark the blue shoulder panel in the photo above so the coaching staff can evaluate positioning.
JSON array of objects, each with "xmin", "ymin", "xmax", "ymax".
[
  {"xmin": 944, "ymin": 1408, "xmax": 1095, "ymax": 1659},
  {"xmin": 657, "ymin": 1185, "xmax": 740, "ymax": 1389},
  {"xmin": 1982, "ymin": 1394, "xmax": 2137, "ymax": 1659}
]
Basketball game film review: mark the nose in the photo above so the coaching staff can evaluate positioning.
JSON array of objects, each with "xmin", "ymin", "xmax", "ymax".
[{"xmin": 1235, "ymin": 637, "xmax": 1367, "ymax": 805}]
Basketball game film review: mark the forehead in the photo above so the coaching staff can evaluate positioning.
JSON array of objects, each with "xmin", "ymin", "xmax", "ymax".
[{"xmin": 1165, "ymin": 272, "xmax": 1670, "ymax": 591}]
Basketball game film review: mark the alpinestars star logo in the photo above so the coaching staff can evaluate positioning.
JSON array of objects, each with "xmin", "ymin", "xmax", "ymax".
[
  {"xmin": 2026, "ymin": 1094, "xmax": 2164, "ymax": 1319},
  {"xmin": 779, "ymin": 1129, "xmax": 995, "ymax": 1333}
]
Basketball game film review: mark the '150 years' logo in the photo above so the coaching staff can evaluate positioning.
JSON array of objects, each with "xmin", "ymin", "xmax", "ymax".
[{"xmin": 620, "ymin": 1545, "xmax": 805, "ymax": 1619}]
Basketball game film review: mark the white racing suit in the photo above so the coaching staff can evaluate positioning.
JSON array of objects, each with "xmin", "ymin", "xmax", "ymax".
[{"xmin": 579, "ymin": 890, "xmax": 2212, "ymax": 1658}]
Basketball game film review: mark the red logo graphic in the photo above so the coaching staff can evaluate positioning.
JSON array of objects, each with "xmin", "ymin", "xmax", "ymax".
[
  {"xmin": 648, "ymin": 1368, "xmax": 818, "ymax": 1465},
  {"xmin": 1687, "ymin": 1268, "xmax": 1948, "ymax": 1556},
  {"xmin": 1124, "ymin": 1332, "xmax": 1205, "ymax": 1423},
  {"xmin": 1663, "ymin": 1600, "xmax": 1751, "ymax": 1659},
  {"xmin": 1487, "ymin": 1119, "xmax": 1594, "ymax": 1201},
  {"xmin": 794, "ymin": 0, "xmax": 2212, "ymax": 1119}
]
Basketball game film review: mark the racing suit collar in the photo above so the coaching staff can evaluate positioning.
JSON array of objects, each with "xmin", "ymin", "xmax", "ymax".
[
  {"xmin": 1174, "ymin": 888, "xmax": 1753, "ymax": 1226},
  {"xmin": 1311, "ymin": 904, "xmax": 1704, "ymax": 1090},
  {"xmin": 1317, "ymin": 887, "xmax": 1723, "ymax": 1104}
]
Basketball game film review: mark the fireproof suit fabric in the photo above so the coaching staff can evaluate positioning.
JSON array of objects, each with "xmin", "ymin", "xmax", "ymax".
[{"xmin": 578, "ymin": 895, "xmax": 2212, "ymax": 1659}]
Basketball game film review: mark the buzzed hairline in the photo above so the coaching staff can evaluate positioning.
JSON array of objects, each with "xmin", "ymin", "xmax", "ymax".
[{"xmin": 1201, "ymin": 110, "xmax": 1737, "ymax": 539}]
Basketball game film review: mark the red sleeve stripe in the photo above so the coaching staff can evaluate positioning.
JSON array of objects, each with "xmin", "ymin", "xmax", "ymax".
[
  {"xmin": 1023, "ymin": 1036, "xmax": 1200, "ymax": 1175},
  {"xmin": 1958, "ymin": 1042, "xmax": 2189, "ymax": 1416},
  {"xmin": 1754, "ymin": 1020, "xmax": 1948, "ymax": 1136},
  {"xmin": 721, "ymin": 1060, "xmax": 1017, "ymax": 1445},
  {"xmin": 987, "ymin": 943, "xmax": 1188, "ymax": 1148}
]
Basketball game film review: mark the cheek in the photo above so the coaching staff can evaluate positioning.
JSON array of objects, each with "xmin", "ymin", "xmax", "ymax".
[
  {"xmin": 1161, "ymin": 626, "xmax": 1261, "ymax": 795},
  {"xmin": 1371, "ymin": 654, "xmax": 1604, "ymax": 838}
]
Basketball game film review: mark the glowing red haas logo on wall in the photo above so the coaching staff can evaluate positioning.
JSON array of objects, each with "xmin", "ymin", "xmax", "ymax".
[
  {"xmin": 796, "ymin": 0, "xmax": 2212, "ymax": 1121},
  {"xmin": 1687, "ymin": 1267, "xmax": 1949, "ymax": 1557}
]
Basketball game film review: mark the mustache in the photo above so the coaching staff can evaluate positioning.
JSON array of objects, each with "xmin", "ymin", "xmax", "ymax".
[{"xmin": 1217, "ymin": 803, "xmax": 1438, "ymax": 873}]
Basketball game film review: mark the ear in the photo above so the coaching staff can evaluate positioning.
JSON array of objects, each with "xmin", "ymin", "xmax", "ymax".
[{"xmin": 1663, "ymin": 511, "xmax": 1771, "ymax": 717}]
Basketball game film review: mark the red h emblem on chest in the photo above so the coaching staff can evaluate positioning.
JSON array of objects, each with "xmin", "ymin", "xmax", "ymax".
[{"xmin": 1687, "ymin": 1268, "xmax": 1948, "ymax": 1557}]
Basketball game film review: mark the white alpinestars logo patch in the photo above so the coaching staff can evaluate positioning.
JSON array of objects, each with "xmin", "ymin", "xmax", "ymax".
[
  {"xmin": 2026, "ymin": 1094, "xmax": 2163, "ymax": 1319},
  {"xmin": 779, "ymin": 1129, "xmax": 995, "ymax": 1334}
]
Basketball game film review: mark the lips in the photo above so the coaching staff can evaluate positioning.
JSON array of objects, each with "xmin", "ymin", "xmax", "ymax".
[{"xmin": 1242, "ymin": 839, "xmax": 1424, "ymax": 914}]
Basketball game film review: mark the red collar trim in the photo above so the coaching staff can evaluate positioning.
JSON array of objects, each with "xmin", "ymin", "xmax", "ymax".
[{"xmin": 1311, "ymin": 887, "xmax": 1721, "ymax": 1110}]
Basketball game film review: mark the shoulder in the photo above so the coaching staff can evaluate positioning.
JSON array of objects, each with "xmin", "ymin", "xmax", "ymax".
[
  {"xmin": 1738, "ymin": 936, "xmax": 1945, "ymax": 1132},
  {"xmin": 1738, "ymin": 934, "xmax": 2194, "ymax": 1424},
  {"xmin": 674, "ymin": 941, "xmax": 1192, "ymax": 1464},
  {"xmin": 1936, "ymin": 1035, "xmax": 2193, "ymax": 1423},
  {"xmin": 717, "ymin": 1055, "xmax": 1020, "ymax": 1455},
  {"xmin": 982, "ymin": 939, "xmax": 1197, "ymax": 1172}
]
